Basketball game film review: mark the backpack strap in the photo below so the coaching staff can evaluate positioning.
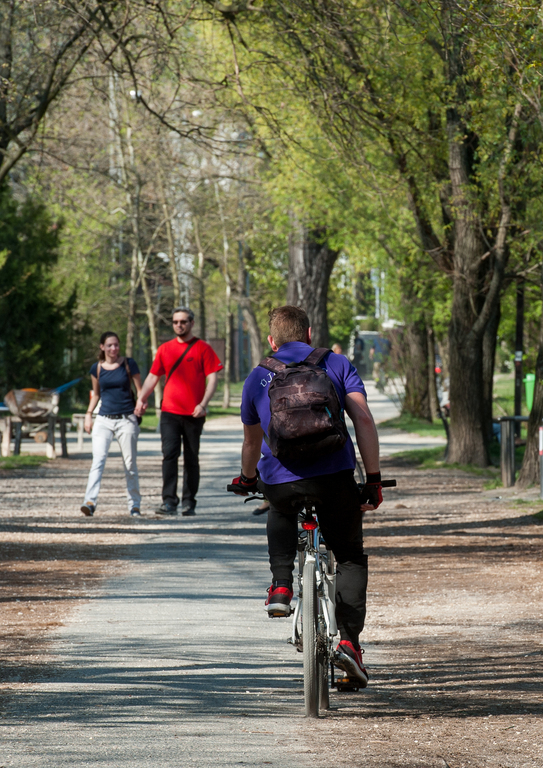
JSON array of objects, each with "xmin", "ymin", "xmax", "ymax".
[
  {"xmin": 260, "ymin": 348, "xmax": 331, "ymax": 373},
  {"xmin": 259, "ymin": 356, "xmax": 287, "ymax": 373},
  {"xmin": 303, "ymin": 348, "xmax": 331, "ymax": 365}
]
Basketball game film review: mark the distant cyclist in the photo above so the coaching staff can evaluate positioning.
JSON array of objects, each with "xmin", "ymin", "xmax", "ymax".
[{"xmin": 230, "ymin": 306, "xmax": 382, "ymax": 686}]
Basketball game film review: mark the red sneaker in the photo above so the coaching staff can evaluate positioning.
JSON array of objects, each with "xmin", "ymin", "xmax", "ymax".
[
  {"xmin": 265, "ymin": 585, "xmax": 293, "ymax": 617},
  {"xmin": 334, "ymin": 640, "xmax": 369, "ymax": 687}
]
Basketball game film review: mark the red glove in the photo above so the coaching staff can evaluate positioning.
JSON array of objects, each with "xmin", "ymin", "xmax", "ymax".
[
  {"xmin": 228, "ymin": 472, "xmax": 259, "ymax": 495},
  {"xmin": 360, "ymin": 472, "xmax": 383, "ymax": 509}
]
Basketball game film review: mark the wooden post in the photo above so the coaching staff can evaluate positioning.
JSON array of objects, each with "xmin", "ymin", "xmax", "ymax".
[
  {"xmin": 46, "ymin": 416, "xmax": 57, "ymax": 459},
  {"xmin": 59, "ymin": 419, "xmax": 69, "ymax": 458},
  {"xmin": 0, "ymin": 417, "xmax": 12, "ymax": 457},
  {"xmin": 13, "ymin": 421, "xmax": 22, "ymax": 455}
]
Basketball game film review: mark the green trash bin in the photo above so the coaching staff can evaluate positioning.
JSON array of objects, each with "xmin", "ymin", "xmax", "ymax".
[{"xmin": 524, "ymin": 372, "xmax": 536, "ymax": 411}]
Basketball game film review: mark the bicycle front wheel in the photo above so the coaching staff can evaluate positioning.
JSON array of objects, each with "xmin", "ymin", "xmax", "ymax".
[
  {"xmin": 302, "ymin": 559, "xmax": 318, "ymax": 717},
  {"xmin": 318, "ymin": 644, "xmax": 330, "ymax": 711}
]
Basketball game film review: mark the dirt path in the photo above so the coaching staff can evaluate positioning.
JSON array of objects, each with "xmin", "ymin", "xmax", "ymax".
[{"xmin": 1, "ymin": 444, "xmax": 542, "ymax": 766}]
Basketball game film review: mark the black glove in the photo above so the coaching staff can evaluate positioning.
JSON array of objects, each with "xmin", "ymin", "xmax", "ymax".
[
  {"xmin": 359, "ymin": 472, "xmax": 383, "ymax": 509},
  {"xmin": 228, "ymin": 471, "xmax": 259, "ymax": 495}
]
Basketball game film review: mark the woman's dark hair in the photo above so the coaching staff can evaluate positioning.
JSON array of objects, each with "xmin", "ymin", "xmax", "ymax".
[{"xmin": 98, "ymin": 332, "xmax": 120, "ymax": 361}]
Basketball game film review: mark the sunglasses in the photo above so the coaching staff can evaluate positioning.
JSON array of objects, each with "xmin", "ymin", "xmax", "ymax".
[{"xmin": 173, "ymin": 319, "xmax": 192, "ymax": 325}]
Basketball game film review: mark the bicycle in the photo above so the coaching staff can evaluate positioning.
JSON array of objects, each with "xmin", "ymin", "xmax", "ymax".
[
  {"xmin": 287, "ymin": 479, "xmax": 396, "ymax": 717},
  {"xmin": 228, "ymin": 475, "xmax": 396, "ymax": 717}
]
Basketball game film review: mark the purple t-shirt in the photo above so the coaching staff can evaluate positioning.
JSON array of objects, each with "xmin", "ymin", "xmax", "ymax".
[{"xmin": 241, "ymin": 342, "xmax": 367, "ymax": 484}]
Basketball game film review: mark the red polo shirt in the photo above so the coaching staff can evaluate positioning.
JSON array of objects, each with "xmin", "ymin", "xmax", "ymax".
[{"xmin": 150, "ymin": 338, "xmax": 223, "ymax": 415}]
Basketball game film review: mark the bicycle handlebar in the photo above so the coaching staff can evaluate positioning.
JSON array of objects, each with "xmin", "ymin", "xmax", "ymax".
[
  {"xmin": 380, "ymin": 479, "xmax": 397, "ymax": 488},
  {"xmin": 227, "ymin": 479, "xmax": 397, "ymax": 494}
]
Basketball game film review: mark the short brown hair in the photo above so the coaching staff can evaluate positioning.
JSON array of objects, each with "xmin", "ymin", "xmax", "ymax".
[{"xmin": 268, "ymin": 306, "xmax": 310, "ymax": 347}]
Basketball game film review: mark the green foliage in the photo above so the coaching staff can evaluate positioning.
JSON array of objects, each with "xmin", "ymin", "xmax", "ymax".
[{"xmin": 0, "ymin": 186, "xmax": 83, "ymax": 394}]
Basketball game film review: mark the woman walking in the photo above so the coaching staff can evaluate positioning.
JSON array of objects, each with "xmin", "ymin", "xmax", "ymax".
[{"xmin": 81, "ymin": 332, "xmax": 142, "ymax": 517}]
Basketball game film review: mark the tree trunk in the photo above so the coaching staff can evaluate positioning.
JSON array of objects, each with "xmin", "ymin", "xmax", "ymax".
[
  {"xmin": 287, "ymin": 222, "xmax": 338, "ymax": 347},
  {"xmin": 442, "ymin": 7, "xmax": 517, "ymax": 466},
  {"xmin": 402, "ymin": 320, "xmax": 432, "ymax": 421},
  {"xmin": 236, "ymin": 245, "xmax": 262, "ymax": 367},
  {"xmin": 137, "ymin": 247, "xmax": 162, "ymax": 408},
  {"xmin": 428, "ymin": 327, "xmax": 440, "ymax": 421},
  {"xmin": 444, "ymin": 24, "xmax": 490, "ymax": 466},
  {"xmin": 482, "ymin": 302, "xmax": 500, "ymax": 443},
  {"xmin": 126, "ymin": 244, "xmax": 138, "ymax": 357},
  {"xmin": 448, "ymin": 326, "xmax": 488, "ymax": 466},
  {"xmin": 214, "ymin": 183, "xmax": 231, "ymax": 407},
  {"xmin": 160, "ymin": 189, "xmax": 181, "ymax": 306},
  {"xmin": 516, "ymin": 260, "xmax": 543, "ymax": 488},
  {"xmin": 193, "ymin": 218, "xmax": 206, "ymax": 339}
]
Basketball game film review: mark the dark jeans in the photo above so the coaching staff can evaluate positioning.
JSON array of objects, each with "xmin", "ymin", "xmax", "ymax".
[
  {"xmin": 160, "ymin": 411, "xmax": 205, "ymax": 507},
  {"xmin": 261, "ymin": 469, "xmax": 368, "ymax": 646}
]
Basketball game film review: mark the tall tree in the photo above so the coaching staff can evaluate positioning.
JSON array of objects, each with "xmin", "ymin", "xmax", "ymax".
[
  {"xmin": 208, "ymin": 0, "xmax": 543, "ymax": 465},
  {"xmin": 0, "ymin": 185, "xmax": 76, "ymax": 391}
]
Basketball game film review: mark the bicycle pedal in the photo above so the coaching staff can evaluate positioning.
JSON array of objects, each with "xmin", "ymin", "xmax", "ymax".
[
  {"xmin": 267, "ymin": 610, "xmax": 292, "ymax": 618},
  {"xmin": 335, "ymin": 676, "xmax": 361, "ymax": 692}
]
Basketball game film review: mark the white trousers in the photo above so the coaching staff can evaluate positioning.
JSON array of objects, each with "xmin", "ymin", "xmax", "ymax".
[{"xmin": 83, "ymin": 414, "xmax": 141, "ymax": 511}]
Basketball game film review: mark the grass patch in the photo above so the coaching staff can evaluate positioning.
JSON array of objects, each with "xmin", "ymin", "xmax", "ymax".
[
  {"xmin": 392, "ymin": 445, "xmax": 499, "ymax": 477},
  {"xmin": 532, "ymin": 510, "xmax": 543, "ymax": 521},
  {"xmin": 391, "ymin": 446, "xmax": 447, "ymax": 465},
  {"xmin": 484, "ymin": 477, "xmax": 503, "ymax": 490},
  {"xmin": 379, "ymin": 414, "xmax": 447, "ymax": 438},
  {"xmin": 0, "ymin": 455, "xmax": 49, "ymax": 471},
  {"xmin": 208, "ymin": 405, "xmax": 240, "ymax": 419},
  {"xmin": 215, "ymin": 380, "xmax": 244, "ymax": 398}
]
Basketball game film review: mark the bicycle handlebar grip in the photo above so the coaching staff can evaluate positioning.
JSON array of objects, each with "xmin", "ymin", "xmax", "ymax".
[
  {"xmin": 227, "ymin": 484, "xmax": 248, "ymax": 494},
  {"xmin": 381, "ymin": 479, "xmax": 397, "ymax": 488}
]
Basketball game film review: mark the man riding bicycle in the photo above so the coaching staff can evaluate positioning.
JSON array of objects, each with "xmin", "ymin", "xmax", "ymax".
[{"xmin": 230, "ymin": 306, "xmax": 382, "ymax": 686}]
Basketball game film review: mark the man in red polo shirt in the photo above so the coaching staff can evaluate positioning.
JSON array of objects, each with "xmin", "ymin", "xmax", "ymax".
[{"xmin": 135, "ymin": 307, "xmax": 223, "ymax": 516}]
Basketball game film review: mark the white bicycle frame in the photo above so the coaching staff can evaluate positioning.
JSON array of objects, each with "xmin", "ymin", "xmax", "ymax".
[{"xmin": 290, "ymin": 523, "xmax": 338, "ymax": 648}]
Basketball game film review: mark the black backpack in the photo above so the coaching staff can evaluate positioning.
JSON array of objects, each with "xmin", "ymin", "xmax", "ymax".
[{"xmin": 259, "ymin": 348, "xmax": 349, "ymax": 463}]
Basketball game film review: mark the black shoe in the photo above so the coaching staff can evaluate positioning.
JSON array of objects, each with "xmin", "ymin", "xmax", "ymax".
[
  {"xmin": 81, "ymin": 502, "xmax": 95, "ymax": 517},
  {"xmin": 181, "ymin": 504, "xmax": 196, "ymax": 516},
  {"xmin": 252, "ymin": 503, "xmax": 270, "ymax": 517},
  {"xmin": 156, "ymin": 503, "xmax": 178, "ymax": 516},
  {"xmin": 130, "ymin": 507, "xmax": 141, "ymax": 516}
]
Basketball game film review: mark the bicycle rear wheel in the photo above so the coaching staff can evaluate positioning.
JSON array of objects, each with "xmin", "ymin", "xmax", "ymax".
[{"xmin": 302, "ymin": 559, "xmax": 318, "ymax": 717}]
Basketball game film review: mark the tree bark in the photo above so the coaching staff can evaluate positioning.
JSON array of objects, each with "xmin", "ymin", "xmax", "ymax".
[
  {"xmin": 159, "ymin": 180, "xmax": 181, "ymax": 306},
  {"xmin": 214, "ymin": 183, "xmax": 231, "ymax": 407},
  {"xmin": 516, "ymin": 260, "xmax": 543, "ymax": 488},
  {"xmin": 428, "ymin": 327, "xmax": 440, "ymax": 421},
  {"xmin": 236, "ymin": 244, "xmax": 262, "ymax": 367},
  {"xmin": 402, "ymin": 321, "xmax": 432, "ymax": 421},
  {"xmin": 193, "ymin": 217, "xmax": 206, "ymax": 340},
  {"xmin": 482, "ymin": 302, "xmax": 500, "ymax": 443},
  {"xmin": 287, "ymin": 221, "xmax": 338, "ymax": 347}
]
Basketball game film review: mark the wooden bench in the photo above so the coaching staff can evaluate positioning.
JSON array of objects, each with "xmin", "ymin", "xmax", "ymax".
[{"xmin": 0, "ymin": 416, "xmax": 71, "ymax": 459}]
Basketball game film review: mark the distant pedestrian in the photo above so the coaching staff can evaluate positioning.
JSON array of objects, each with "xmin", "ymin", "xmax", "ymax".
[
  {"xmin": 135, "ymin": 307, "xmax": 223, "ymax": 517},
  {"xmin": 352, "ymin": 335, "xmax": 366, "ymax": 376},
  {"xmin": 81, "ymin": 332, "xmax": 142, "ymax": 518}
]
